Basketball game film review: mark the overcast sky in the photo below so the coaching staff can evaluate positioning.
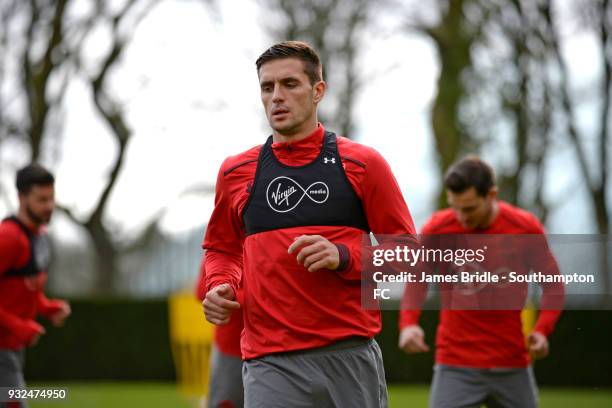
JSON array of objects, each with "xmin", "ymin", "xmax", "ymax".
[{"xmin": 0, "ymin": 0, "xmax": 604, "ymax": 240}]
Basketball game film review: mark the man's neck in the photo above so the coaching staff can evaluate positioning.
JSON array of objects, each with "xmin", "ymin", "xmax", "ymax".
[
  {"xmin": 16, "ymin": 210, "xmax": 40, "ymax": 231},
  {"xmin": 272, "ymin": 120, "xmax": 318, "ymax": 144},
  {"xmin": 480, "ymin": 200, "xmax": 499, "ymax": 229}
]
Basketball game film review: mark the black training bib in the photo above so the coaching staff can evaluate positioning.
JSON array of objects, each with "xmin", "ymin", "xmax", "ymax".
[
  {"xmin": 243, "ymin": 131, "xmax": 370, "ymax": 236},
  {"xmin": 2, "ymin": 216, "xmax": 51, "ymax": 277}
]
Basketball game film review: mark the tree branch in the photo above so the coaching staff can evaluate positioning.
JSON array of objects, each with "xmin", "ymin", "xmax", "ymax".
[
  {"xmin": 26, "ymin": 0, "xmax": 68, "ymax": 161},
  {"xmin": 598, "ymin": 0, "xmax": 610, "ymax": 197},
  {"xmin": 87, "ymin": 0, "xmax": 160, "ymax": 228},
  {"xmin": 544, "ymin": 1, "xmax": 595, "ymax": 191},
  {"xmin": 55, "ymin": 203, "xmax": 83, "ymax": 225}
]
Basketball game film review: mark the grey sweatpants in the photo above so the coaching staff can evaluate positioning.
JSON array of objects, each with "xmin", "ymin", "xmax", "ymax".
[
  {"xmin": 0, "ymin": 349, "xmax": 27, "ymax": 408},
  {"xmin": 242, "ymin": 337, "xmax": 387, "ymax": 408},
  {"xmin": 208, "ymin": 345, "xmax": 244, "ymax": 408},
  {"xmin": 430, "ymin": 364, "xmax": 538, "ymax": 408}
]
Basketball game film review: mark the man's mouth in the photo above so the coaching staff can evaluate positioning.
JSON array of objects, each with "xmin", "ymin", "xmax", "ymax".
[{"xmin": 272, "ymin": 108, "xmax": 289, "ymax": 117}]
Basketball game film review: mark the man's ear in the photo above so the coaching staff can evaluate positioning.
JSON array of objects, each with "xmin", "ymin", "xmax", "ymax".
[
  {"xmin": 487, "ymin": 186, "xmax": 498, "ymax": 201},
  {"xmin": 313, "ymin": 80, "xmax": 326, "ymax": 104}
]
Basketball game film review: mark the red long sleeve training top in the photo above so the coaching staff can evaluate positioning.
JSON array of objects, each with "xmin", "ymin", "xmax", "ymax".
[
  {"xmin": 400, "ymin": 201, "xmax": 564, "ymax": 368},
  {"xmin": 0, "ymin": 220, "xmax": 65, "ymax": 350},
  {"xmin": 204, "ymin": 124, "xmax": 416, "ymax": 359},
  {"xmin": 196, "ymin": 257, "xmax": 243, "ymax": 357}
]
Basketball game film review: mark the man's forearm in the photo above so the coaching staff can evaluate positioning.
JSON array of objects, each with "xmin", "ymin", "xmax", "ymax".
[
  {"xmin": 0, "ymin": 305, "xmax": 43, "ymax": 342},
  {"xmin": 36, "ymin": 292, "xmax": 66, "ymax": 318},
  {"xmin": 533, "ymin": 309, "xmax": 562, "ymax": 337},
  {"xmin": 204, "ymin": 249, "xmax": 243, "ymax": 296}
]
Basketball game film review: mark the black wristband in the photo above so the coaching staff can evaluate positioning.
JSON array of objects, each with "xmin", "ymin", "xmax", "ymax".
[{"xmin": 335, "ymin": 243, "xmax": 350, "ymax": 272}]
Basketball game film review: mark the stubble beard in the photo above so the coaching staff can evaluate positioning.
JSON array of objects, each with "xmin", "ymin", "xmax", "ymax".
[
  {"xmin": 273, "ymin": 120, "xmax": 301, "ymax": 137},
  {"xmin": 26, "ymin": 204, "xmax": 51, "ymax": 225},
  {"xmin": 270, "ymin": 107, "xmax": 314, "ymax": 138}
]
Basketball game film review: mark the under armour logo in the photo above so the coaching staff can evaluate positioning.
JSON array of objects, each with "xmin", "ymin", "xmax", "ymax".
[
  {"xmin": 323, "ymin": 157, "xmax": 336, "ymax": 164},
  {"xmin": 266, "ymin": 176, "xmax": 329, "ymax": 213}
]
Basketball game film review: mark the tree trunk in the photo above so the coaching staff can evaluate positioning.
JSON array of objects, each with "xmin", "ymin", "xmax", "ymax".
[
  {"xmin": 87, "ymin": 219, "xmax": 119, "ymax": 294},
  {"xmin": 428, "ymin": 0, "xmax": 474, "ymax": 208}
]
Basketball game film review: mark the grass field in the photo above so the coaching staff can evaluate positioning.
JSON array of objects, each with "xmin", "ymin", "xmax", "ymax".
[
  {"xmin": 388, "ymin": 385, "xmax": 612, "ymax": 407},
  {"xmin": 27, "ymin": 383, "xmax": 612, "ymax": 407}
]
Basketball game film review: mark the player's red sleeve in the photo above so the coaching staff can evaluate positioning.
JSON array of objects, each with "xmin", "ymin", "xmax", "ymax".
[
  {"xmin": 399, "ymin": 309, "xmax": 423, "ymax": 329},
  {"xmin": 399, "ymin": 220, "xmax": 437, "ymax": 329},
  {"xmin": 533, "ymin": 310, "xmax": 562, "ymax": 337},
  {"xmin": 203, "ymin": 158, "xmax": 244, "ymax": 296},
  {"xmin": 0, "ymin": 224, "xmax": 20, "ymax": 275},
  {"xmin": 527, "ymin": 215, "xmax": 564, "ymax": 337},
  {"xmin": 336, "ymin": 148, "xmax": 417, "ymax": 281},
  {"xmin": 0, "ymin": 223, "xmax": 42, "ymax": 343},
  {"xmin": 36, "ymin": 292, "xmax": 67, "ymax": 319},
  {"xmin": 399, "ymin": 268, "xmax": 428, "ymax": 329},
  {"xmin": 195, "ymin": 254, "xmax": 207, "ymax": 301},
  {"xmin": 0, "ymin": 306, "xmax": 44, "ymax": 345},
  {"xmin": 361, "ymin": 148, "xmax": 416, "ymax": 236}
]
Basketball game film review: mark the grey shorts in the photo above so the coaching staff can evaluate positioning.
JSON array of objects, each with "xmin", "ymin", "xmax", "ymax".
[
  {"xmin": 0, "ymin": 349, "xmax": 27, "ymax": 408},
  {"xmin": 208, "ymin": 345, "xmax": 244, "ymax": 408},
  {"xmin": 242, "ymin": 337, "xmax": 387, "ymax": 408},
  {"xmin": 430, "ymin": 364, "xmax": 538, "ymax": 408}
]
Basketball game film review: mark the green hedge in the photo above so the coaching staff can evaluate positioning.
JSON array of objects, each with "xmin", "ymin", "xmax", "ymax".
[
  {"xmin": 378, "ymin": 310, "xmax": 612, "ymax": 386},
  {"xmin": 25, "ymin": 299, "xmax": 175, "ymax": 381},
  {"xmin": 25, "ymin": 299, "xmax": 612, "ymax": 386}
]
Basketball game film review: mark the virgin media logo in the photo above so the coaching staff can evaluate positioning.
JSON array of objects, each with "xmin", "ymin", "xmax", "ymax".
[{"xmin": 266, "ymin": 176, "xmax": 329, "ymax": 213}]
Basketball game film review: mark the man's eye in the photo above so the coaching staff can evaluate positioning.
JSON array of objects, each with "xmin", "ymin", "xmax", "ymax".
[{"xmin": 261, "ymin": 86, "xmax": 272, "ymax": 92}]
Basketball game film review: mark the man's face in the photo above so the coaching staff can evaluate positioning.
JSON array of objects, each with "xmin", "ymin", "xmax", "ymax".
[
  {"xmin": 258, "ymin": 58, "xmax": 325, "ymax": 137},
  {"xmin": 19, "ymin": 184, "xmax": 55, "ymax": 225},
  {"xmin": 447, "ymin": 186, "xmax": 495, "ymax": 229}
]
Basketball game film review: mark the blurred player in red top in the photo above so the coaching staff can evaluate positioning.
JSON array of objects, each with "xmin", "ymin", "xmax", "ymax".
[
  {"xmin": 399, "ymin": 156, "xmax": 564, "ymax": 408},
  {"xmin": 0, "ymin": 164, "xmax": 71, "ymax": 407},
  {"xmin": 196, "ymin": 258, "xmax": 243, "ymax": 408},
  {"xmin": 202, "ymin": 41, "xmax": 416, "ymax": 408}
]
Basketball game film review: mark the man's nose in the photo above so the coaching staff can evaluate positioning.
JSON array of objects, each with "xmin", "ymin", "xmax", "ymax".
[{"xmin": 271, "ymin": 85, "xmax": 284, "ymax": 103}]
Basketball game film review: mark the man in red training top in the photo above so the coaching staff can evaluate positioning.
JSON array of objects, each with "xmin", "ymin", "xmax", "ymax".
[
  {"xmin": 196, "ymin": 258, "xmax": 243, "ymax": 408},
  {"xmin": 202, "ymin": 41, "xmax": 416, "ymax": 407},
  {"xmin": 0, "ymin": 164, "xmax": 71, "ymax": 406},
  {"xmin": 398, "ymin": 156, "xmax": 564, "ymax": 408}
]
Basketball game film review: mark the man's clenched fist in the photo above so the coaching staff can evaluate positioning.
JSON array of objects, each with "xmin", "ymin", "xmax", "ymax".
[
  {"xmin": 528, "ymin": 331, "xmax": 549, "ymax": 360},
  {"xmin": 398, "ymin": 325, "xmax": 430, "ymax": 354},
  {"xmin": 288, "ymin": 235, "xmax": 340, "ymax": 272},
  {"xmin": 203, "ymin": 284, "xmax": 240, "ymax": 325}
]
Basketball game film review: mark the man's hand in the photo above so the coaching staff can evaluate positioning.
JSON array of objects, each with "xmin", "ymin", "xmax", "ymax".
[
  {"xmin": 398, "ymin": 325, "xmax": 430, "ymax": 354},
  {"xmin": 50, "ymin": 301, "xmax": 71, "ymax": 327},
  {"xmin": 203, "ymin": 284, "xmax": 240, "ymax": 325},
  {"xmin": 29, "ymin": 332, "xmax": 43, "ymax": 347},
  {"xmin": 22, "ymin": 321, "xmax": 45, "ymax": 348},
  {"xmin": 527, "ymin": 331, "xmax": 549, "ymax": 359},
  {"xmin": 288, "ymin": 235, "xmax": 340, "ymax": 272}
]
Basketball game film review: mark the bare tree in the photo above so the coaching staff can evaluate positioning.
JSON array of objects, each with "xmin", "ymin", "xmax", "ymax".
[
  {"xmin": 0, "ymin": 0, "xmax": 160, "ymax": 294},
  {"xmin": 543, "ymin": 0, "xmax": 610, "ymax": 293},
  {"xmin": 470, "ymin": 0, "xmax": 610, "ymax": 289},
  {"xmin": 463, "ymin": 0, "xmax": 555, "ymax": 220},
  {"xmin": 406, "ymin": 0, "xmax": 560, "ymax": 219},
  {"xmin": 541, "ymin": 0, "xmax": 611, "ymax": 235},
  {"xmin": 404, "ymin": 0, "xmax": 482, "ymax": 208},
  {"xmin": 405, "ymin": 0, "xmax": 611, "ymax": 294}
]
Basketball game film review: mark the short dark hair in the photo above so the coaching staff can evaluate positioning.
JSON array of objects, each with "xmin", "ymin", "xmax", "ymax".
[
  {"xmin": 255, "ymin": 41, "xmax": 323, "ymax": 85},
  {"xmin": 444, "ymin": 156, "xmax": 496, "ymax": 197},
  {"xmin": 16, "ymin": 163, "xmax": 54, "ymax": 194}
]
